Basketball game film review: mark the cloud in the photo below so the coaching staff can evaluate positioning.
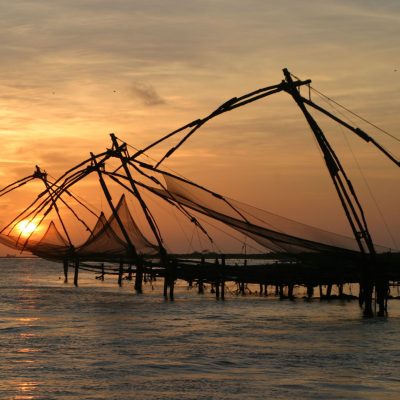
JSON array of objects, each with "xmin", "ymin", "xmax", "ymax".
[{"xmin": 130, "ymin": 81, "xmax": 165, "ymax": 106}]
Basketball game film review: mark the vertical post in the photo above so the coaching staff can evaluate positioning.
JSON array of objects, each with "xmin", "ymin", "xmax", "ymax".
[
  {"xmin": 198, "ymin": 257, "xmax": 205, "ymax": 294},
  {"xmin": 215, "ymin": 280, "xmax": 220, "ymax": 300},
  {"xmin": 198, "ymin": 280, "xmax": 204, "ymax": 294},
  {"xmin": 127, "ymin": 264, "xmax": 133, "ymax": 280},
  {"xmin": 288, "ymin": 284, "xmax": 294, "ymax": 300},
  {"xmin": 169, "ymin": 279, "xmax": 175, "ymax": 301},
  {"xmin": 221, "ymin": 255, "xmax": 225, "ymax": 300},
  {"xmin": 279, "ymin": 284, "xmax": 284, "ymax": 299},
  {"xmin": 118, "ymin": 260, "xmax": 123, "ymax": 287},
  {"xmin": 74, "ymin": 259, "xmax": 79, "ymax": 287},
  {"xmin": 240, "ymin": 282, "xmax": 245, "ymax": 295},
  {"xmin": 101, "ymin": 263, "xmax": 105, "ymax": 281},
  {"xmin": 376, "ymin": 279, "xmax": 389, "ymax": 316},
  {"xmin": 169, "ymin": 259, "xmax": 175, "ymax": 301},
  {"xmin": 134, "ymin": 258, "xmax": 144, "ymax": 293},
  {"xmin": 163, "ymin": 275, "xmax": 168, "ymax": 298},
  {"xmin": 63, "ymin": 259, "xmax": 69, "ymax": 283},
  {"xmin": 307, "ymin": 284, "xmax": 314, "ymax": 299},
  {"xmin": 326, "ymin": 284, "xmax": 332, "ymax": 299}
]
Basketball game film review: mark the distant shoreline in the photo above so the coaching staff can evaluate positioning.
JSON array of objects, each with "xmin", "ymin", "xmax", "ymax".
[{"xmin": 0, "ymin": 255, "xmax": 38, "ymax": 259}]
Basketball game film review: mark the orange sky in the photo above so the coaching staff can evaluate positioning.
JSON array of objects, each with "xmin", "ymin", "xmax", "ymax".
[{"xmin": 0, "ymin": 1, "xmax": 399, "ymax": 254}]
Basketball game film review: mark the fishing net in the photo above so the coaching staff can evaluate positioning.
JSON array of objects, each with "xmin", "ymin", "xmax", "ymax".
[
  {"xmin": 0, "ymin": 220, "xmax": 70, "ymax": 259},
  {"xmin": 0, "ymin": 195, "xmax": 157, "ymax": 261},
  {"xmin": 148, "ymin": 171, "xmax": 387, "ymax": 255},
  {"xmin": 77, "ymin": 194, "xmax": 157, "ymax": 261}
]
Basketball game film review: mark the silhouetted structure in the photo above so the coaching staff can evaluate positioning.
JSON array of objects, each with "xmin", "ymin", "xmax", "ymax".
[{"xmin": 0, "ymin": 69, "xmax": 398, "ymax": 316}]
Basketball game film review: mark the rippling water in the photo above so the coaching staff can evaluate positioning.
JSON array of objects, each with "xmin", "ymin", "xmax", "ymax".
[{"xmin": 0, "ymin": 258, "xmax": 399, "ymax": 399}]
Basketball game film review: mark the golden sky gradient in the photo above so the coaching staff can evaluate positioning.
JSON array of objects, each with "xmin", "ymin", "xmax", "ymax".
[{"xmin": 0, "ymin": 0, "xmax": 399, "ymax": 253}]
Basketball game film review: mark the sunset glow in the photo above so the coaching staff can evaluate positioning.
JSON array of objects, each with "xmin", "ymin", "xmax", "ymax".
[
  {"xmin": 0, "ymin": 0, "xmax": 398, "ymax": 255},
  {"xmin": 16, "ymin": 220, "xmax": 40, "ymax": 238}
]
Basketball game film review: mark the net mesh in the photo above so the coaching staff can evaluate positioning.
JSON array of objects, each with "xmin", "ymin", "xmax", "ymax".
[
  {"xmin": 155, "ymin": 173, "xmax": 389, "ymax": 254},
  {"xmin": 0, "ymin": 195, "xmax": 157, "ymax": 261},
  {"xmin": 77, "ymin": 194, "xmax": 157, "ymax": 260},
  {"xmin": 0, "ymin": 221, "xmax": 70, "ymax": 259}
]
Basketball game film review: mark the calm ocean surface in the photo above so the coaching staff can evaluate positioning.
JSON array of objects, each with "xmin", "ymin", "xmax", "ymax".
[{"xmin": 0, "ymin": 258, "xmax": 399, "ymax": 400}]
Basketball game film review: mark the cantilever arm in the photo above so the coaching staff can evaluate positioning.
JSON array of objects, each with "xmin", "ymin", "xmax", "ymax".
[
  {"xmin": 141, "ymin": 80, "xmax": 311, "ymax": 167},
  {"xmin": 300, "ymin": 96, "xmax": 399, "ymax": 168}
]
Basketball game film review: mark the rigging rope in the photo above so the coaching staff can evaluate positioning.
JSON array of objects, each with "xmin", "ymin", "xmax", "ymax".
[
  {"xmin": 290, "ymin": 71, "xmax": 400, "ymax": 143},
  {"xmin": 312, "ymin": 90, "xmax": 399, "ymax": 250},
  {"xmin": 311, "ymin": 87, "xmax": 400, "ymax": 143}
]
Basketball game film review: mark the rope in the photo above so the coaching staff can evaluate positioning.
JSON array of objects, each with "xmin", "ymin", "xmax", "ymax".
[
  {"xmin": 290, "ymin": 71, "xmax": 399, "ymax": 142},
  {"xmin": 310, "ymin": 86, "xmax": 400, "ymax": 143}
]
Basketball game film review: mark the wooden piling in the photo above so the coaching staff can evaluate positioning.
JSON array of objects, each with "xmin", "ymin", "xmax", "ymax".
[
  {"xmin": 198, "ymin": 280, "xmax": 204, "ymax": 294},
  {"xmin": 215, "ymin": 281, "xmax": 220, "ymax": 299},
  {"xmin": 127, "ymin": 264, "xmax": 133, "ymax": 280},
  {"xmin": 376, "ymin": 279, "xmax": 389, "ymax": 317},
  {"xmin": 169, "ymin": 260, "xmax": 176, "ymax": 301},
  {"xmin": 221, "ymin": 255, "xmax": 225, "ymax": 300},
  {"xmin": 63, "ymin": 259, "xmax": 68, "ymax": 283},
  {"xmin": 118, "ymin": 261, "xmax": 123, "ymax": 287},
  {"xmin": 169, "ymin": 278, "xmax": 174, "ymax": 301},
  {"xmin": 198, "ymin": 257, "xmax": 205, "ymax": 294},
  {"xmin": 163, "ymin": 276, "xmax": 168, "ymax": 298},
  {"xmin": 306, "ymin": 285, "xmax": 314, "ymax": 299},
  {"xmin": 240, "ymin": 282, "xmax": 245, "ymax": 296},
  {"xmin": 134, "ymin": 259, "xmax": 143, "ymax": 293},
  {"xmin": 73, "ymin": 259, "xmax": 79, "ymax": 287},
  {"xmin": 279, "ymin": 284, "xmax": 285, "ymax": 299},
  {"xmin": 101, "ymin": 263, "xmax": 105, "ymax": 281},
  {"xmin": 288, "ymin": 284, "xmax": 294, "ymax": 300},
  {"xmin": 326, "ymin": 284, "xmax": 332, "ymax": 299}
]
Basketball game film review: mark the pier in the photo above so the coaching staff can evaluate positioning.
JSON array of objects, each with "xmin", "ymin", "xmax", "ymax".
[{"xmin": 64, "ymin": 251, "xmax": 400, "ymax": 315}]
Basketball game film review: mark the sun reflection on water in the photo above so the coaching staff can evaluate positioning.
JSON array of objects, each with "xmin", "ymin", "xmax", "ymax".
[{"xmin": 13, "ymin": 380, "xmax": 41, "ymax": 400}]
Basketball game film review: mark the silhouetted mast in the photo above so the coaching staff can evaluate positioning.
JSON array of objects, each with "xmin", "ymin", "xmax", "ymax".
[{"xmin": 282, "ymin": 68, "xmax": 376, "ymax": 256}]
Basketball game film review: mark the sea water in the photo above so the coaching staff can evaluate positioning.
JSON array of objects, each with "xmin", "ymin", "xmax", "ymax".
[{"xmin": 0, "ymin": 258, "xmax": 399, "ymax": 400}]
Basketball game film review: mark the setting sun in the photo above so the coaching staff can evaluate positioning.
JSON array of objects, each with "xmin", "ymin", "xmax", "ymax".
[{"xmin": 16, "ymin": 219, "xmax": 40, "ymax": 237}]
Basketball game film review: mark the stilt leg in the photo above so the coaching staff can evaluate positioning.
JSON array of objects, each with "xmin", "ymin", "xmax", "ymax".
[
  {"xmin": 73, "ymin": 259, "xmax": 79, "ymax": 287},
  {"xmin": 63, "ymin": 259, "xmax": 68, "ymax": 283}
]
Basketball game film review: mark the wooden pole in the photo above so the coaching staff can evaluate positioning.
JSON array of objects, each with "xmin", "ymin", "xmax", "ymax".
[
  {"xmin": 74, "ymin": 259, "xmax": 79, "ymax": 287},
  {"xmin": 307, "ymin": 285, "xmax": 314, "ymax": 299},
  {"xmin": 63, "ymin": 259, "xmax": 68, "ymax": 283},
  {"xmin": 288, "ymin": 284, "xmax": 294, "ymax": 300},
  {"xmin": 169, "ymin": 260, "xmax": 176, "ymax": 301},
  {"xmin": 127, "ymin": 264, "xmax": 133, "ymax": 280},
  {"xmin": 163, "ymin": 275, "xmax": 168, "ymax": 298},
  {"xmin": 118, "ymin": 260, "xmax": 123, "ymax": 287},
  {"xmin": 134, "ymin": 259, "xmax": 143, "ymax": 293},
  {"xmin": 221, "ymin": 255, "xmax": 225, "ymax": 300},
  {"xmin": 326, "ymin": 284, "xmax": 332, "ymax": 299}
]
